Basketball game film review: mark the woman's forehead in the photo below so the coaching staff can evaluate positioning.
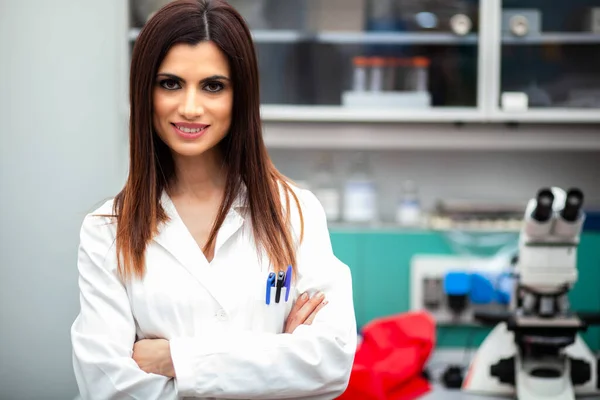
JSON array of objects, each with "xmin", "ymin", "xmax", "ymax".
[{"xmin": 158, "ymin": 42, "xmax": 230, "ymax": 77}]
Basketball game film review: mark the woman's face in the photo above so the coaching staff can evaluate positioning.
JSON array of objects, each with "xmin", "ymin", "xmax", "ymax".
[{"xmin": 152, "ymin": 41, "xmax": 233, "ymax": 159}]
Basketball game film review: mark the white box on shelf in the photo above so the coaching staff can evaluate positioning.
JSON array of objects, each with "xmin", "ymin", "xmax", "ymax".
[
  {"xmin": 342, "ymin": 91, "xmax": 432, "ymax": 108},
  {"xmin": 501, "ymin": 92, "xmax": 529, "ymax": 112}
]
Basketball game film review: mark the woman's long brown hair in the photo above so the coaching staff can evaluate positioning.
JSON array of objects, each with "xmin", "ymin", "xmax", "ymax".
[{"xmin": 113, "ymin": 0, "xmax": 303, "ymax": 281}]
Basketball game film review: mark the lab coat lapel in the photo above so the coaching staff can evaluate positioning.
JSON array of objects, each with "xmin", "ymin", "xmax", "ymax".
[
  {"xmin": 214, "ymin": 184, "xmax": 248, "ymax": 256},
  {"xmin": 214, "ymin": 206, "xmax": 245, "ymax": 255},
  {"xmin": 153, "ymin": 192, "xmax": 226, "ymax": 306}
]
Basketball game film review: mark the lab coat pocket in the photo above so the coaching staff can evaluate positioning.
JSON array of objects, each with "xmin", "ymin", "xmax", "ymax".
[{"xmin": 254, "ymin": 271, "xmax": 295, "ymax": 334}]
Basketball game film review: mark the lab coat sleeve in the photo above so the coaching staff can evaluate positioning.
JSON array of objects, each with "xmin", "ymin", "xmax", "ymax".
[
  {"xmin": 71, "ymin": 212, "xmax": 178, "ymax": 400},
  {"xmin": 169, "ymin": 189, "xmax": 357, "ymax": 399}
]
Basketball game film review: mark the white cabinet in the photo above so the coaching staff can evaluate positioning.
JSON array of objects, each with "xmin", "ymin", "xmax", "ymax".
[{"xmin": 129, "ymin": 0, "xmax": 600, "ymax": 123}]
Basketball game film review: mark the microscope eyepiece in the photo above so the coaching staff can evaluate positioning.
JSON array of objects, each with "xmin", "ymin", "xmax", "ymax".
[
  {"xmin": 560, "ymin": 188, "xmax": 584, "ymax": 222},
  {"xmin": 531, "ymin": 188, "xmax": 554, "ymax": 222}
]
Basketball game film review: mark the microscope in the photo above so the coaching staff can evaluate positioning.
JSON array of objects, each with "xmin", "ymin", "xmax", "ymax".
[{"xmin": 462, "ymin": 187, "xmax": 600, "ymax": 400}]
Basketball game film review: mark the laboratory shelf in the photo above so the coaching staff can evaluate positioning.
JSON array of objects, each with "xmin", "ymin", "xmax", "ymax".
[
  {"xmin": 262, "ymin": 119, "xmax": 600, "ymax": 151},
  {"xmin": 501, "ymin": 33, "xmax": 600, "ymax": 45},
  {"xmin": 261, "ymin": 105, "xmax": 483, "ymax": 123},
  {"xmin": 489, "ymin": 109, "xmax": 600, "ymax": 123},
  {"xmin": 316, "ymin": 32, "xmax": 478, "ymax": 45},
  {"xmin": 129, "ymin": 27, "xmax": 305, "ymax": 43},
  {"xmin": 128, "ymin": 28, "xmax": 477, "ymax": 45}
]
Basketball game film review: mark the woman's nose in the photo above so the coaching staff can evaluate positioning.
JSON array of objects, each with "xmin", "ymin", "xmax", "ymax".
[{"xmin": 179, "ymin": 89, "xmax": 204, "ymax": 119}]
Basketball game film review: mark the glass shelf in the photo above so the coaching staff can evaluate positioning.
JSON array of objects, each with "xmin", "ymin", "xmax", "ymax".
[
  {"xmin": 490, "ymin": 109, "xmax": 600, "ymax": 123},
  {"xmin": 261, "ymin": 105, "xmax": 483, "ymax": 122},
  {"xmin": 129, "ymin": 28, "xmax": 478, "ymax": 45},
  {"xmin": 501, "ymin": 33, "xmax": 600, "ymax": 45},
  {"xmin": 315, "ymin": 32, "xmax": 478, "ymax": 45}
]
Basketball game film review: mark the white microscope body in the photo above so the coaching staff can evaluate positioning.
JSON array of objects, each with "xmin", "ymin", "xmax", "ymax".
[{"xmin": 462, "ymin": 187, "xmax": 600, "ymax": 400}]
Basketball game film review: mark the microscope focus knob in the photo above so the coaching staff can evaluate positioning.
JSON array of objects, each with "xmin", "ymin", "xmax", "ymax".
[
  {"xmin": 491, "ymin": 358, "xmax": 516, "ymax": 386},
  {"xmin": 570, "ymin": 358, "xmax": 591, "ymax": 386}
]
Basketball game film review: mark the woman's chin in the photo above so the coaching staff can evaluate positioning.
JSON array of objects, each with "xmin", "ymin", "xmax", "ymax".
[{"xmin": 169, "ymin": 141, "xmax": 219, "ymax": 159}]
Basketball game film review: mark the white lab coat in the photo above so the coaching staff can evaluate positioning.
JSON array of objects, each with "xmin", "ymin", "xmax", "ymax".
[{"xmin": 71, "ymin": 185, "xmax": 357, "ymax": 400}]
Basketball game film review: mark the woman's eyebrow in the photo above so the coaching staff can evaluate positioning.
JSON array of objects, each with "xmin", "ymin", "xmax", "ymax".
[{"xmin": 156, "ymin": 73, "xmax": 231, "ymax": 84}]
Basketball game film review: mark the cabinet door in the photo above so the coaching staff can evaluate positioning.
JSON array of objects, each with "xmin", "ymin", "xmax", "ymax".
[
  {"xmin": 237, "ymin": 0, "xmax": 483, "ymax": 122},
  {"xmin": 497, "ymin": 0, "xmax": 600, "ymax": 121}
]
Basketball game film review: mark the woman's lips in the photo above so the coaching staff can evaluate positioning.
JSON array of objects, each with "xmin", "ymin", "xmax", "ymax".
[{"xmin": 171, "ymin": 123, "xmax": 209, "ymax": 140}]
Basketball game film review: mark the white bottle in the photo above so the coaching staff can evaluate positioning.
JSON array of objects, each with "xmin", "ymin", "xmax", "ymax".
[
  {"xmin": 343, "ymin": 152, "xmax": 377, "ymax": 223},
  {"xmin": 352, "ymin": 56, "xmax": 369, "ymax": 92},
  {"xmin": 396, "ymin": 180, "xmax": 421, "ymax": 227},
  {"xmin": 312, "ymin": 153, "xmax": 340, "ymax": 222}
]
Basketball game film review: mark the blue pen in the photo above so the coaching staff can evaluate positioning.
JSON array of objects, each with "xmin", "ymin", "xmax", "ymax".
[
  {"xmin": 265, "ymin": 272, "xmax": 276, "ymax": 305},
  {"xmin": 284, "ymin": 265, "xmax": 292, "ymax": 302}
]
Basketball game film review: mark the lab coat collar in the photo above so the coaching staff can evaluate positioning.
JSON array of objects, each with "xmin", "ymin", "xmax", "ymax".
[{"xmin": 153, "ymin": 185, "xmax": 247, "ymax": 312}]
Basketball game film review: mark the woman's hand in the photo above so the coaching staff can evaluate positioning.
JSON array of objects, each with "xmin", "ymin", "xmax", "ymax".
[
  {"xmin": 132, "ymin": 339, "xmax": 176, "ymax": 378},
  {"xmin": 284, "ymin": 291, "xmax": 328, "ymax": 333}
]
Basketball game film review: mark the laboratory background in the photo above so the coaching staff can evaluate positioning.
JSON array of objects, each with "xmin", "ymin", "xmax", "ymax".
[{"xmin": 1, "ymin": 0, "xmax": 600, "ymax": 399}]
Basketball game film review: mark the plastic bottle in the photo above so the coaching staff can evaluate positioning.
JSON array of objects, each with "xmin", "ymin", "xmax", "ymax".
[
  {"xmin": 410, "ymin": 57, "xmax": 430, "ymax": 92},
  {"xmin": 343, "ymin": 152, "xmax": 378, "ymax": 223},
  {"xmin": 369, "ymin": 57, "xmax": 386, "ymax": 92},
  {"xmin": 352, "ymin": 56, "xmax": 370, "ymax": 92},
  {"xmin": 312, "ymin": 153, "xmax": 341, "ymax": 222},
  {"xmin": 396, "ymin": 180, "xmax": 421, "ymax": 227}
]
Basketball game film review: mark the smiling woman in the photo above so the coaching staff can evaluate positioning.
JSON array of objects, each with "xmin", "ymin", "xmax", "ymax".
[
  {"xmin": 152, "ymin": 42, "xmax": 233, "ymax": 157},
  {"xmin": 70, "ymin": 1, "xmax": 357, "ymax": 399}
]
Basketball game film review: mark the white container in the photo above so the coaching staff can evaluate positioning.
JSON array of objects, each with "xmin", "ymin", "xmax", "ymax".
[
  {"xmin": 396, "ymin": 180, "xmax": 421, "ymax": 227},
  {"xmin": 343, "ymin": 153, "xmax": 377, "ymax": 223},
  {"xmin": 344, "ymin": 181, "xmax": 377, "ymax": 222}
]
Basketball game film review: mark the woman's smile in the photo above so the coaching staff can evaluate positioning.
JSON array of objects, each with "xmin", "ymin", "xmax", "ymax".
[{"xmin": 171, "ymin": 122, "xmax": 210, "ymax": 140}]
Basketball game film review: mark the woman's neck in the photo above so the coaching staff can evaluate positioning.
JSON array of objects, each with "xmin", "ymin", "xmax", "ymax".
[{"xmin": 169, "ymin": 149, "xmax": 227, "ymax": 202}]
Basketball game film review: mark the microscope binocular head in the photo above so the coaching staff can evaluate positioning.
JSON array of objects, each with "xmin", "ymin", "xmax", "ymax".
[{"xmin": 524, "ymin": 187, "xmax": 585, "ymax": 241}]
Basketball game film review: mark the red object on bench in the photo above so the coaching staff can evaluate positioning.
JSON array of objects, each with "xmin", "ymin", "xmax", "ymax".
[{"xmin": 338, "ymin": 311, "xmax": 436, "ymax": 400}]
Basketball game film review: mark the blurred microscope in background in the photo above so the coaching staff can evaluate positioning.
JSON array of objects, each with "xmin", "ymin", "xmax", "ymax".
[{"xmin": 464, "ymin": 187, "xmax": 600, "ymax": 400}]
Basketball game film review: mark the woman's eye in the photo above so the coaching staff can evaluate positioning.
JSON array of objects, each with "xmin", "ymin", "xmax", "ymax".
[
  {"xmin": 205, "ymin": 82, "xmax": 224, "ymax": 93},
  {"xmin": 160, "ymin": 79, "xmax": 180, "ymax": 90}
]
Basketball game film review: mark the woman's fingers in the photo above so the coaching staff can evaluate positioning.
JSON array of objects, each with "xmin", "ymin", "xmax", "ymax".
[
  {"xmin": 284, "ymin": 291, "xmax": 326, "ymax": 333},
  {"xmin": 288, "ymin": 291, "xmax": 310, "ymax": 316},
  {"xmin": 303, "ymin": 299, "xmax": 328, "ymax": 325}
]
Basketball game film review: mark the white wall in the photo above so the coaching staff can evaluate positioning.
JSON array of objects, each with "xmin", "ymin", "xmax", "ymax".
[{"xmin": 0, "ymin": 1, "xmax": 128, "ymax": 398}]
